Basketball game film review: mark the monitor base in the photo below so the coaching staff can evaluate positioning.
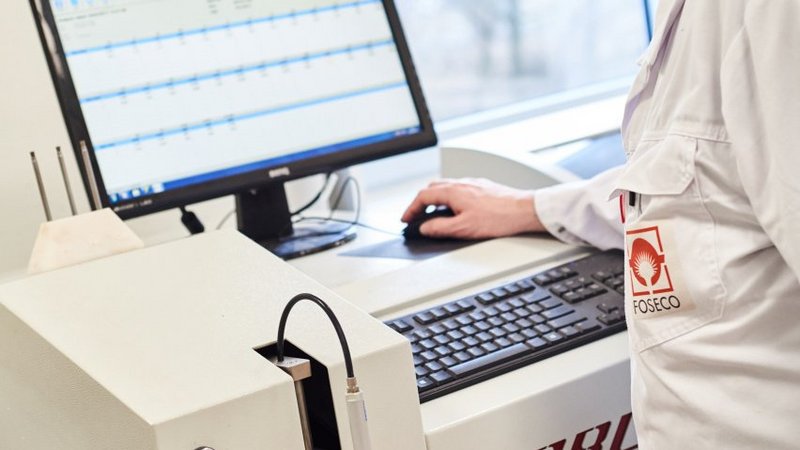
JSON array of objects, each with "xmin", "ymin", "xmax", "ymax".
[{"xmin": 260, "ymin": 221, "xmax": 357, "ymax": 260}]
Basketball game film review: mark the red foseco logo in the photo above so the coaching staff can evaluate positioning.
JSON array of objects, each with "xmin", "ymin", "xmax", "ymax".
[{"xmin": 626, "ymin": 226, "xmax": 674, "ymax": 296}]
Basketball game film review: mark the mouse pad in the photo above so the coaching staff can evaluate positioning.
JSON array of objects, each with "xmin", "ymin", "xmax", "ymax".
[{"xmin": 340, "ymin": 237, "xmax": 482, "ymax": 260}]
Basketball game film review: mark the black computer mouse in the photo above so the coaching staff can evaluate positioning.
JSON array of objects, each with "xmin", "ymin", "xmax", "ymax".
[{"xmin": 402, "ymin": 205, "xmax": 456, "ymax": 239}]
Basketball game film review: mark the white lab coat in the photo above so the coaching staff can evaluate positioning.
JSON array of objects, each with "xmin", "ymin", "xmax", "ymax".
[{"xmin": 536, "ymin": 1, "xmax": 800, "ymax": 448}]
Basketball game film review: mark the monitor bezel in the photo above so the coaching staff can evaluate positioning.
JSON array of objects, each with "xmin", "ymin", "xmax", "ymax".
[{"xmin": 30, "ymin": 0, "xmax": 437, "ymax": 219}]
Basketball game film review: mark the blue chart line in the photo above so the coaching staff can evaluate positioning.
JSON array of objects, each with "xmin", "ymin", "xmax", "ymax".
[
  {"xmin": 79, "ymin": 39, "xmax": 394, "ymax": 104},
  {"xmin": 94, "ymin": 81, "xmax": 408, "ymax": 151},
  {"xmin": 65, "ymin": 0, "xmax": 381, "ymax": 57}
]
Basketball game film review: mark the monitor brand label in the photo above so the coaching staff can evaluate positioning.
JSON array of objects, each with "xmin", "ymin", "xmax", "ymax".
[{"xmin": 269, "ymin": 167, "xmax": 291, "ymax": 178}]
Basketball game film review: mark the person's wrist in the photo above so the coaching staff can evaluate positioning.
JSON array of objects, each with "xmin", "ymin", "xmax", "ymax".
[{"xmin": 511, "ymin": 192, "xmax": 542, "ymax": 234}]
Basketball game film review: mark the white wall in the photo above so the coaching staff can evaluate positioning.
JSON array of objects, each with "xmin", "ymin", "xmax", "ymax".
[
  {"xmin": 0, "ymin": 3, "xmax": 438, "ymax": 280},
  {"xmin": 0, "ymin": 1, "xmax": 85, "ymax": 279}
]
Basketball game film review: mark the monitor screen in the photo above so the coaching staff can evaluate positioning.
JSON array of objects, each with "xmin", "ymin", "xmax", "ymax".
[{"xmin": 32, "ymin": 0, "xmax": 436, "ymax": 219}]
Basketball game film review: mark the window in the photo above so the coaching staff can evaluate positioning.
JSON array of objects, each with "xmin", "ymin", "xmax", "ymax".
[{"xmin": 395, "ymin": 0, "xmax": 651, "ymax": 121}]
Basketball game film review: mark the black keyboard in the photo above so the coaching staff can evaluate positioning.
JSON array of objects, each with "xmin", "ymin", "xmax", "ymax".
[{"xmin": 384, "ymin": 250, "xmax": 626, "ymax": 402}]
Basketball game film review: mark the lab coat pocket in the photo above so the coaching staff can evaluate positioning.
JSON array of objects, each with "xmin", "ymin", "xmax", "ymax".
[{"xmin": 612, "ymin": 135, "xmax": 726, "ymax": 352}]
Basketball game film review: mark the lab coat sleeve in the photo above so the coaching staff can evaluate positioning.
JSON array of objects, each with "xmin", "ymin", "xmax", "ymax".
[
  {"xmin": 720, "ymin": 0, "xmax": 800, "ymax": 280},
  {"xmin": 533, "ymin": 166, "xmax": 624, "ymax": 251}
]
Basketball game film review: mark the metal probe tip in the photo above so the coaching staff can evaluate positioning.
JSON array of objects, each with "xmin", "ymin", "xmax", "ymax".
[{"xmin": 30, "ymin": 151, "xmax": 52, "ymax": 222}]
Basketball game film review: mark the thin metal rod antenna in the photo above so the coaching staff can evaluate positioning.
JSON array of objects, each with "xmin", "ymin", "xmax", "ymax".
[
  {"xmin": 56, "ymin": 146, "xmax": 78, "ymax": 216},
  {"xmin": 80, "ymin": 140, "xmax": 102, "ymax": 210},
  {"xmin": 30, "ymin": 151, "xmax": 52, "ymax": 222}
]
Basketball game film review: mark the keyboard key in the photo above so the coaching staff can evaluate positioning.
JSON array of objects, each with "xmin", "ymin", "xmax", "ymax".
[
  {"xmin": 500, "ymin": 312, "xmax": 517, "ymax": 322},
  {"xmin": 488, "ymin": 317, "xmax": 504, "ymax": 327},
  {"xmin": 460, "ymin": 325, "xmax": 479, "ymax": 335},
  {"xmin": 496, "ymin": 302, "xmax": 513, "ymax": 313},
  {"xmin": 514, "ymin": 307, "xmax": 531, "ymax": 318},
  {"xmin": 593, "ymin": 271, "xmax": 612, "ymax": 282},
  {"xmin": 562, "ymin": 292, "xmax": 581, "ymax": 303},
  {"xmin": 515, "ymin": 318, "xmax": 534, "ymax": 329},
  {"xmin": 521, "ymin": 291, "xmax": 550, "ymax": 304},
  {"xmin": 544, "ymin": 332, "xmax": 565, "ymax": 344},
  {"xmin": 430, "ymin": 324, "xmax": 447, "ymax": 335},
  {"xmin": 533, "ymin": 274, "xmax": 553, "ymax": 286},
  {"xmin": 448, "ymin": 341, "xmax": 467, "ymax": 352},
  {"xmin": 387, "ymin": 319, "xmax": 413, "ymax": 333},
  {"xmin": 440, "ymin": 356, "xmax": 458, "ymax": 367},
  {"xmin": 412, "ymin": 329, "xmax": 432, "ymax": 340},
  {"xmin": 576, "ymin": 319, "xmax": 602, "ymax": 334},
  {"xmin": 469, "ymin": 311, "xmax": 488, "ymax": 321},
  {"xmin": 414, "ymin": 312, "xmax": 435, "ymax": 325},
  {"xmin": 504, "ymin": 284, "xmax": 522, "ymax": 295},
  {"xmin": 447, "ymin": 330, "xmax": 465, "ymax": 340},
  {"xmin": 425, "ymin": 361, "xmax": 444, "ymax": 373},
  {"xmin": 434, "ymin": 346, "xmax": 451, "ymax": 358},
  {"xmin": 529, "ymin": 314, "xmax": 546, "ymax": 324},
  {"xmin": 547, "ymin": 269, "xmax": 566, "ymax": 281},
  {"xmin": 526, "ymin": 303, "xmax": 544, "ymax": 314},
  {"xmin": 509, "ymin": 297, "xmax": 525, "ymax": 308},
  {"xmin": 463, "ymin": 336, "xmax": 480, "ymax": 347},
  {"xmin": 597, "ymin": 303, "xmax": 620, "ymax": 314},
  {"xmin": 456, "ymin": 299, "xmax": 474, "ymax": 310},
  {"xmin": 598, "ymin": 311, "xmax": 625, "ymax": 325},
  {"xmin": 444, "ymin": 303, "xmax": 462, "ymax": 315},
  {"xmin": 433, "ymin": 335, "xmax": 451, "ymax": 345},
  {"xmin": 521, "ymin": 329, "xmax": 538, "ymax": 339},
  {"xmin": 467, "ymin": 347, "xmax": 486, "ymax": 358},
  {"xmin": 480, "ymin": 342, "xmax": 499, "ymax": 353},
  {"xmin": 546, "ymin": 312, "xmax": 586, "ymax": 329},
  {"xmin": 496, "ymin": 337, "xmax": 513, "ymax": 348},
  {"xmin": 455, "ymin": 316, "xmax": 473, "ymax": 326},
  {"xmin": 417, "ymin": 377, "xmax": 435, "ymax": 390},
  {"xmin": 450, "ymin": 343, "xmax": 532, "ymax": 377},
  {"xmin": 490, "ymin": 288, "xmax": 509, "ymax": 299},
  {"xmin": 559, "ymin": 326, "xmax": 580, "ymax": 338},
  {"xmin": 475, "ymin": 321, "xmax": 491, "ymax": 331},
  {"xmin": 502, "ymin": 323, "xmax": 520, "ymax": 334},
  {"xmin": 484, "ymin": 306, "xmax": 500, "ymax": 316},
  {"xmin": 539, "ymin": 297, "xmax": 563, "ymax": 309},
  {"xmin": 411, "ymin": 343, "xmax": 423, "ymax": 354},
  {"xmin": 489, "ymin": 328, "xmax": 507, "ymax": 338},
  {"xmin": 509, "ymin": 333, "xmax": 526, "ymax": 344},
  {"xmin": 413, "ymin": 354, "xmax": 424, "ymax": 366},
  {"xmin": 454, "ymin": 351, "xmax": 472, "ymax": 363},
  {"xmin": 420, "ymin": 339, "xmax": 437, "ymax": 350},
  {"xmin": 550, "ymin": 284, "xmax": 571, "ymax": 297},
  {"xmin": 516, "ymin": 279, "xmax": 534, "ymax": 290},
  {"xmin": 527, "ymin": 337, "xmax": 549, "ymax": 350},
  {"xmin": 443, "ymin": 319, "xmax": 460, "ymax": 330},
  {"xmin": 475, "ymin": 331, "xmax": 494, "ymax": 342},
  {"xmin": 415, "ymin": 366, "xmax": 429, "ymax": 378},
  {"xmin": 476, "ymin": 292, "xmax": 495, "ymax": 304},
  {"xmin": 430, "ymin": 371, "xmax": 452, "ymax": 384},
  {"xmin": 421, "ymin": 351, "xmax": 438, "ymax": 362},
  {"xmin": 431, "ymin": 307, "xmax": 449, "ymax": 320},
  {"xmin": 534, "ymin": 324, "xmax": 552, "ymax": 334},
  {"xmin": 542, "ymin": 305, "xmax": 575, "ymax": 320}
]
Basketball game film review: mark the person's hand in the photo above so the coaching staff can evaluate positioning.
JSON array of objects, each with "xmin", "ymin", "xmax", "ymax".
[{"xmin": 401, "ymin": 178, "xmax": 546, "ymax": 239}]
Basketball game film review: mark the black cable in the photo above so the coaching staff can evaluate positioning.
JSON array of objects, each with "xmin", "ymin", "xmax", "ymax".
[
  {"xmin": 290, "ymin": 172, "xmax": 333, "ymax": 216},
  {"xmin": 180, "ymin": 206, "xmax": 205, "ymax": 234},
  {"xmin": 277, "ymin": 292, "xmax": 355, "ymax": 379}
]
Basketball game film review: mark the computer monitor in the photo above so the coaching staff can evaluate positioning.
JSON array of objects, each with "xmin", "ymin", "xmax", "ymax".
[{"xmin": 30, "ymin": 0, "xmax": 436, "ymax": 257}]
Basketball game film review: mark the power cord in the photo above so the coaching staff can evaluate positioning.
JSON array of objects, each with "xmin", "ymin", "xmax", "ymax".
[{"xmin": 276, "ymin": 293, "xmax": 372, "ymax": 450}]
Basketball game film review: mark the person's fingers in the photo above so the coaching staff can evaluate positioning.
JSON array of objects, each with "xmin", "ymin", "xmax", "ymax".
[
  {"xmin": 401, "ymin": 185, "xmax": 455, "ymax": 222},
  {"xmin": 419, "ymin": 215, "xmax": 466, "ymax": 238}
]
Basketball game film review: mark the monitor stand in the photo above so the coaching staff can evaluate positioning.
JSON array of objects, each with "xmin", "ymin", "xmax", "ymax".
[{"xmin": 236, "ymin": 183, "xmax": 356, "ymax": 260}]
